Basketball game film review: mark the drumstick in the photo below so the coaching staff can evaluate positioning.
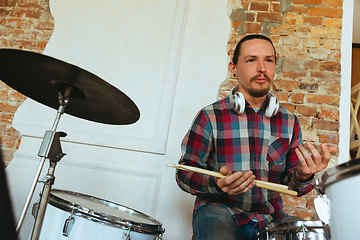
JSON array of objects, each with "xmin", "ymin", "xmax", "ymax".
[{"xmin": 167, "ymin": 164, "xmax": 298, "ymax": 196}]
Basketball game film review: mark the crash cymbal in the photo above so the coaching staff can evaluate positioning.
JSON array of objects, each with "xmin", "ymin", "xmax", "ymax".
[{"xmin": 0, "ymin": 49, "xmax": 140, "ymax": 125}]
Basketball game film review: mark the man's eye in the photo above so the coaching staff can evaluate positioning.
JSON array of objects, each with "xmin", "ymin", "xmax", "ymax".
[
  {"xmin": 266, "ymin": 59, "xmax": 274, "ymax": 62},
  {"xmin": 247, "ymin": 59, "xmax": 255, "ymax": 62}
]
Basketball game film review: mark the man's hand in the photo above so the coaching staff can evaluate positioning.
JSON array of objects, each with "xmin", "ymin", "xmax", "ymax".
[
  {"xmin": 295, "ymin": 142, "xmax": 338, "ymax": 181},
  {"xmin": 216, "ymin": 166, "xmax": 256, "ymax": 195}
]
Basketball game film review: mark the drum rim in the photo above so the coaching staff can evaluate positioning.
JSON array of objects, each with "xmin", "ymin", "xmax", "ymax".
[
  {"xmin": 48, "ymin": 189, "xmax": 165, "ymax": 235},
  {"xmin": 319, "ymin": 158, "xmax": 360, "ymax": 192}
]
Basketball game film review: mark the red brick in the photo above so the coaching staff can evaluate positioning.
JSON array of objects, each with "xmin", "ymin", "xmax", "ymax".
[
  {"xmin": 282, "ymin": 71, "xmax": 307, "ymax": 79},
  {"xmin": 313, "ymin": 119, "xmax": 340, "ymax": 131},
  {"xmin": 0, "ymin": 112, "xmax": 14, "ymax": 124},
  {"xmin": 310, "ymin": 72, "xmax": 341, "ymax": 83},
  {"xmin": 306, "ymin": 197, "xmax": 315, "ymax": 207},
  {"xmin": 0, "ymin": 136, "xmax": 16, "ymax": 148},
  {"xmin": 9, "ymin": 8, "xmax": 28, "ymax": 18},
  {"xmin": 298, "ymin": 116, "xmax": 312, "ymax": 129},
  {"xmin": 273, "ymin": 91, "xmax": 288, "ymax": 101},
  {"xmin": 282, "ymin": 59, "xmax": 297, "ymax": 69},
  {"xmin": 0, "ymin": 8, "xmax": 9, "ymax": 16},
  {"xmin": 322, "ymin": 84, "xmax": 341, "ymax": 95},
  {"xmin": 18, "ymin": 1, "xmax": 43, "ymax": 9},
  {"xmin": 0, "ymin": 102, "xmax": 20, "ymax": 112},
  {"xmin": 292, "ymin": 0, "xmax": 322, "ymax": 4},
  {"xmin": 309, "ymin": 7, "xmax": 343, "ymax": 18},
  {"xmin": 250, "ymin": 2, "xmax": 269, "ymax": 11},
  {"xmin": 301, "ymin": 60, "xmax": 321, "ymax": 71},
  {"xmin": 306, "ymin": 94, "xmax": 340, "ymax": 106},
  {"xmin": 9, "ymin": 91, "xmax": 26, "ymax": 102},
  {"xmin": 282, "ymin": 194, "xmax": 307, "ymax": 207},
  {"xmin": 270, "ymin": 26, "xmax": 296, "ymax": 35},
  {"xmin": 25, "ymin": 9, "xmax": 42, "ymax": 19},
  {"xmin": 5, "ymin": 18, "xmax": 33, "ymax": 29},
  {"xmin": 320, "ymin": 62, "xmax": 341, "ymax": 72},
  {"xmin": 244, "ymin": 23, "xmax": 261, "ymax": 33},
  {"xmin": 304, "ymin": 17, "xmax": 323, "ymax": 26},
  {"xmin": 323, "ymin": 0, "xmax": 343, "ymax": 7},
  {"xmin": 291, "ymin": 93, "xmax": 305, "ymax": 103},
  {"xmin": 290, "ymin": 6, "xmax": 310, "ymax": 14},
  {"xmin": 296, "ymin": 105, "xmax": 318, "ymax": 116},
  {"xmin": 319, "ymin": 132, "xmax": 339, "ymax": 144},
  {"xmin": 273, "ymin": 79, "xmax": 299, "ymax": 92},
  {"xmin": 318, "ymin": 106, "xmax": 340, "ymax": 120},
  {"xmin": 0, "ymin": 90, "xmax": 10, "ymax": 101},
  {"xmin": 34, "ymin": 21, "xmax": 54, "ymax": 30},
  {"xmin": 272, "ymin": 3, "xmax": 280, "ymax": 13},
  {"xmin": 280, "ymin": 103, "xmax": 295, "ymax": 113},
  {"xmin": 257, "ymin": 12, "xmax": 282, "ymax": 22}
]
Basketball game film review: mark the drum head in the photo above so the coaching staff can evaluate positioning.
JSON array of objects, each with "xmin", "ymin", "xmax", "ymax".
[{"xmin": 48, "ymin": 189, "xmax": 164, "ymax": 235}]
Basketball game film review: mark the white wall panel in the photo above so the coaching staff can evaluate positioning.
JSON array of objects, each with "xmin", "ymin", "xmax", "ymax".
[{"xmin": 6, "ymin": 0, "xmax": 230, "ymax": 239}]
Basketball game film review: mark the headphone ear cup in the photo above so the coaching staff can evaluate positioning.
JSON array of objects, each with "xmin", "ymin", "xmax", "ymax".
[
  {"xmin": 265, "ymin": 93, "xmax": 279, "ymax": 118},
  {"xmin": 229, "ymin": 86, "xmax": 245, "ymax": 114}
]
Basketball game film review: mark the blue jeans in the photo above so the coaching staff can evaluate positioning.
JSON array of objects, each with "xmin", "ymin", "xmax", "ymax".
[{"xmin": 192, "ymin": 205, "xmax": 261, "ymax": 240}]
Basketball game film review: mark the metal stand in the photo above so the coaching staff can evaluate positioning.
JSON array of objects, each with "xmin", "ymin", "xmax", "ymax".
[{"xmin": 16, "ymin": 89, "xmax": 71, "ymax": 240}]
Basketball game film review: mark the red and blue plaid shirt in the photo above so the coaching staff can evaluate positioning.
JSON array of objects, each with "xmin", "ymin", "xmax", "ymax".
[{"xmin": 176, "ymin": 95, "xmax": 314, "ymax": 230}]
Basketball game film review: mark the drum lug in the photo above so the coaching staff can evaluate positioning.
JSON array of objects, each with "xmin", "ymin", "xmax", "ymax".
[
  {"xmin": 62, "ymin": 217, "xmax": 75, "ymax": 237},
  {"xmin": 63, "ymin": 208, "xmax": 76, "ymax": 237},
  {"xmin": 122, "ymin": 224, "xmax": 132, "ymax": 240}
]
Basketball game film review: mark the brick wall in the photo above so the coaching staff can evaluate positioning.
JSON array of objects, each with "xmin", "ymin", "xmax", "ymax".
[
  {"xmin": 0, "ymin": 0, "xmax": 343, "ymax": 222},
  {"xmin": 222, "ymin": 0, "xmax": 342, "ymax": 220},
  {"xmin": 0, "ymin": 0, "xmax": 54, "ymax": 167}
]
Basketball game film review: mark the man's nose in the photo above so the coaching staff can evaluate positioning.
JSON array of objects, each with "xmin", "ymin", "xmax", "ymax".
[{"xmin": 258, "ymin": 61, "xmax": 266, "ymax": 73}]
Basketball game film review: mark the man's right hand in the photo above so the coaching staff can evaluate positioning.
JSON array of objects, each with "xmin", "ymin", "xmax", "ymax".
[{"xmin": 216, "ymin": 166, "xmax": 256, "ymax": 195}]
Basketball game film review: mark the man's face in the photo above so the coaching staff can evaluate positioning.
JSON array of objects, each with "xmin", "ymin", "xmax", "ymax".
[{"xmin": 229, "ymin": 39, "xmax": 276, "ymax": 99}]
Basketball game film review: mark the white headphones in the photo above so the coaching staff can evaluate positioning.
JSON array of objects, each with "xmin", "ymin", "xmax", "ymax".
[{"xmin": 229, "ymin": 85, "xmax": 279, "ymax": 118}]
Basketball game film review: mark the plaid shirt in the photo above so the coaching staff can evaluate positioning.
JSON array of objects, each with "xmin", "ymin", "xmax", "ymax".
[{"xmin": 176, "ymin": 95, "xmax": 314, "ymax": 230}]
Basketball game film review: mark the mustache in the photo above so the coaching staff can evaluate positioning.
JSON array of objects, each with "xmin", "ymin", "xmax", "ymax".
[{"xmin": 250, "ymin": 74, "xmax": 271, "ymax": 82}]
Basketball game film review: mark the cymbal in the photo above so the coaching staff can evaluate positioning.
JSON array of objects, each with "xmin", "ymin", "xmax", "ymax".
[{"xmin": 0, "ymin": 49, "xmax": 140, "ymax": 125}]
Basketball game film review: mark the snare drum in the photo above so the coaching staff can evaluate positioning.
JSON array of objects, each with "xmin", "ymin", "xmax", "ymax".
[
  {"xmin": 36, "ymin": 189, "xmax": 165, "ymax": 240},
  {"xmin": 258, "ymin": 220, "xmax": 329, "ymax": 240},
  {"xmin": 319, "ymin": 158, "xmax": 360, "ymax": 240}
]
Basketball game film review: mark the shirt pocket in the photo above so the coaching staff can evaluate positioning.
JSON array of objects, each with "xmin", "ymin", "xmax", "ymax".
[{"xmin": 266, "ymin": 135, "xmax": 289, "ymax": 166}]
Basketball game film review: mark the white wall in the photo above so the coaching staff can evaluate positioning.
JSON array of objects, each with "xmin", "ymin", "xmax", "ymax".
[
  {"xmin": 6, "ymin": 0, "xmax": 230, "ymax": 239},
  {"xmin": 340, "ymin": 0, "xmax": 355, "ymax": 164}
]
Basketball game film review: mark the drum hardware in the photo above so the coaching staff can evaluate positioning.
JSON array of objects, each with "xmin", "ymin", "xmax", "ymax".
[
  {"xmin": 62, "ymin": 208, "xmax": 77, "ymax": 237},
  {"xmin": 0, "ymin": 49, "xmax": 141, "ymax": 239}
]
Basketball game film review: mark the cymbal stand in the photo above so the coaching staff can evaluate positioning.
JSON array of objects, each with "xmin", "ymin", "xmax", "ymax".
[{"xmin": 16, "ymin": 88, "xmax": 71, "ymax": 240}]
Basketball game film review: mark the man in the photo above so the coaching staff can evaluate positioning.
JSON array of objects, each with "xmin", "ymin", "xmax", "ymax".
[{"xmin": 175, "ymin": 34, "xmax": 337, "ymax": 240}]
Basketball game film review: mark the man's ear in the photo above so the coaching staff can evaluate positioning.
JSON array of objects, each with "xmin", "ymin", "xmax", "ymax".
[{"xmin": 228, "ymin": 61, "xmax": 236, "ymax": 75}]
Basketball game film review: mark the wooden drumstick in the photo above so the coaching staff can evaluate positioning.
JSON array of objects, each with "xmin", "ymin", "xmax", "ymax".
[{"xmin": 168, "ymin": 164, "xmax": 298, "ymax": 196}]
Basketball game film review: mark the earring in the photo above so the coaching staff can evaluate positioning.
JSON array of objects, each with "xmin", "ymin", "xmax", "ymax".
[{"xmin": 233, "ymin": 73, "xmax": 237, "ymax": 78}]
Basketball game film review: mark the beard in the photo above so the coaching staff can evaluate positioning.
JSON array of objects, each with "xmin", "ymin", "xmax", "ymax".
[{"xmin": 247, "ymin": 74, "xmax": 271, "ymax": 98}]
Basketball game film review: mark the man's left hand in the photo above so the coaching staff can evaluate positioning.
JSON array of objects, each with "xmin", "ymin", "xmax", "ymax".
[{"xmin": 295, "ymin": 142, "xmax": 338, "ymax": 181}]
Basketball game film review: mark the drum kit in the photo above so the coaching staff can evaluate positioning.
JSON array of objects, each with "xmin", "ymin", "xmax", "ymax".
[{"xmin": 0, "ymin": 49, "xmax": 165, "ymax": 240}]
